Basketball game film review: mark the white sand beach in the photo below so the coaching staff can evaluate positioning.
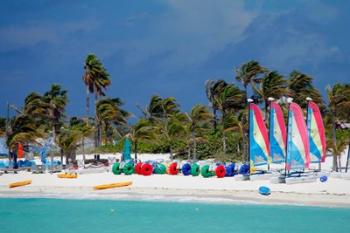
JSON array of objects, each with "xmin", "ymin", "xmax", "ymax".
[{"xmin": 1, "ymin": 152, "xmax": 350, "ymax": 208}]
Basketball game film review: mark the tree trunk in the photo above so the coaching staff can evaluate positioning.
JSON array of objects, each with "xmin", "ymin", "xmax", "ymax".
[
  {"xmin": 338, "ymin": 155, "xmax": 342, "ymax": 172},
  {"xmin": 222, "ymin": 111, "xmax": 226, "ymax": 154},
  {"xmin": 346, "ymin": 141, "xmax": 350, "ymax": 173},
  {"xmin": 213, "ymin": 108, "xmax": 217, "ymax": 132},
  {"xmin": 169, "ymin": 146, "xmax": 173, "ymax": 160},
  {"xmin": 331, "ymin": 111, "xmax": 338, "ymax": 171},
  {"xmin": 264, "ymin": 100, "xmax": 268, "ymax": 121},
  {"xmin": 193, "ymin": 134, "xmax": 197, "ymax": 161},
  {"xmin": 94, "ymin": 93, "xmax": 100, "ymax": 156},
  {"xmin": 60, "ymin": 148, "xmax": 64, "ymax": 165},
  {"xmin": 187, "ymin": 146, "xmax": 191, "ymax": 160},
  {"xmin": 86, "ymin": 87, "xmax": 90, "ymax": 117}
]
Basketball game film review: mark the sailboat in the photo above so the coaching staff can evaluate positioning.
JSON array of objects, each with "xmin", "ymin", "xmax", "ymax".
[
  {"xmin": 306, "ymin": 100, "xmax": 326, "ymax": 170},
  {"xmin": 269, "ymin": 101, "xmax": 286, "ymax": 164},
  {"xmin": 283, "ymin": 102, "xmax": 315, "ymax": 184},
  {"xmin": 247, "ymin": 102, "xmax": 271, "ymax": 180}
]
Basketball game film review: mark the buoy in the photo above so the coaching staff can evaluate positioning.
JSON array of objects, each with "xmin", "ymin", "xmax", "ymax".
[
  {"xmin": 191, "ymin": 163, "xmax": 200, "ymax": 176},
  {"xmin": 94, "ymin": 181, "xmax": 132, "ymax": 190},
  {"xmin": 141, "ymin": 163, "xmax": 153, "ymax": 176},
  {"xmin": 225, "ymin": 163, "xmax": 235, "ymax": 177},
  {"xmin": 9, "ymin": 180, "xmax": 32, "ymax": 188},
  {"xmin": 320, "ymin": 175, "xmax": 328, "ymax": 182},
  {"xmin": 201, "ymin": 165, "xmax": 214, "ymax": 178},
  {"xmin": 57, "ymin": 173, "xmax": 78, "ymax": 179},
  {"xmin": 239, "ymin": 164, "xmax": 250, "ymax": 175},
  {"xmin": 215, "ymin": 165, "xmax": 226, "ymax": 178},
  {"xmin": 168, "ymin": 162, "xmax": 178, "ymax": 175},
  {"xmin": 181, "ymin": 163, "xmax": 191, "ymax": 176},
  {"xmin": 135, "ymin": 162, "xmax": 143, "ymax": 175},
  {"xmin": 259, "ymin": 186, "xmax": 271, "ymax": 196},
  {"xmin": 154, "ymin": 163, "xmax": 166, "ymax": 174},
  {"xmin": 123, "ymin": 163, "xmax": 134, "ymax": 175},
  {"xmin": 112, "ymin": 162, "xmax": 122, "ymax": 175}
]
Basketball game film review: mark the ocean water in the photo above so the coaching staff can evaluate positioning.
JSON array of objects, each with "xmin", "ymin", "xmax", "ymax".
[{"xmin": 0, "ymin": 198, "xmax": 349, "ymax": 233}]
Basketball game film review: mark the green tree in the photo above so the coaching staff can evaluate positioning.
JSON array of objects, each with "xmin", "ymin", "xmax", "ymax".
[
  {"xmin": 288, "ymin": 71, "xmax": 323, "ymax": 108},
  {"xmin": 185, "ymin": 104, "xmax": 213, "ymax": 160},
  {"xmin": 235, "ymin": 60, "xmax": 267, "ymax": 100},
  {"xmin": 96, "ymin": 98, "xmax": 130, "ymax": 145},
  {"xmin": 255, "ymin": 71, "xmax": 288, "ymax": 116}
]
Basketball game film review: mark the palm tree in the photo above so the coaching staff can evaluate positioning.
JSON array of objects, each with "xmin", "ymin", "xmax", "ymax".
[
  {"xmin": 96, "ymin": 98, "xmax": 130, "ymax": 144},
  {"xmin": 82, "ymin": 54, "xmax": 111, "ymax": 149},
  {"xmin": 185, "ymin": 105, "xmax": 213, "ymax": 160},
  {"xmin": 70, "ymin": 117, "xmax": 93, "ymax": 166},
  {"xmin": 43, "ymin": 84, "xmax": 68, "ymax": 143},
  {"xmin": 326, "ymin": 84, "xmax": 350, "ymax": 171},
  {"xmin": 235, "ymin": 60, "xmax": 267, "ymax": 100},
  {"xmin": 129, "ymin": 118, "xmax": 157, "ymax": 161},
  {"xmin": 205, "ymin": 80, "xmax": 228, "ymax": 131},
  {"xmin": 0, "ymin": 118, "xmax": 6, "ymax": 137},
  {"xmin": 56, "ymin": 125, "xmax": 84, "ymax": 165},
  {"xmin": 255, "ymin": 71, "xmax": 288, "ymax": 116},
  {"xmin": 215, "ymin": 84, "xmax": 246, "ymax": 153},
  {"xmin": 288, "ymin": 71, "xmax": 323, "ymax": 108}
]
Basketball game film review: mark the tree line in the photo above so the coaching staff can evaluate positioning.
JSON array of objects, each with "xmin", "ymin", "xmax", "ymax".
[{"xmin": 0, "ymin": 55, "xmax": 349, "ymax": 170}]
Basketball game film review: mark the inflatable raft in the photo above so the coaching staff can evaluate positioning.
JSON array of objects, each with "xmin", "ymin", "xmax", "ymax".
[
  {"xmin": 9, "ymin": 180, "xmax": 32, "ymax": 188},
  {"xmin": 93, "ymin": 181, "xmax": 132, "ymax": 190},
  {"xmin": 57, "ymin": 173, "xmax": 78, "ymax": 179}
]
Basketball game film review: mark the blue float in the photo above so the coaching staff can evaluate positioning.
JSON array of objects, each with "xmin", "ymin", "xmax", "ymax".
[
  {"xmin": 259, "ymin": 186, "xmax": 271, "ymax": 196},
  {"xmin": 320, "ymin": 175, "xmax": 328, "ymax": 182},
  {"xmin": 239, "ymin": 164, "xmax": 250, "ymax": 175},
  {"xmin": 181, "ymin": 163, "xmax": 191, "ymax": 176}
]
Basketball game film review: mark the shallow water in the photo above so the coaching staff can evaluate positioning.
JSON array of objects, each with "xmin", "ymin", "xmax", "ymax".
[{"xmin": 0, "ymin": 198, "xmax": 349, "ymax": 233}]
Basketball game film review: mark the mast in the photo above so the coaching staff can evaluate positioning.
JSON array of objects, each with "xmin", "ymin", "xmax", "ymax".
[
  {"xmin": 267, "ymin": 97, "xmax": 275, "ymax": 171},
  {"xmin": 247, "ymin": 98, "xmax": 253, "ymax": 175},
  {"xmin": 284, "ymin": 97, "xmax": 293, "ymax": 177}
]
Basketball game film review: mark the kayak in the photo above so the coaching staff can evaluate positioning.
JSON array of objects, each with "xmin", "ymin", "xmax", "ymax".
[
  {"xmin": 94, "ymin": 181, "xmax": 132, "ymax": 190},
  {"xmin": 57, "ymin": 173, "xmax": 78, "ymax": 179},
  {"xmin": 9, "ymin": 180, "xmax": 32, "ymax": 188}
]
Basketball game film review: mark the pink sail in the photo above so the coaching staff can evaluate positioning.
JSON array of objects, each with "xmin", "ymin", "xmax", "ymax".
[
  {"xmin": 286, "ymin": 103, "xmax": 310, "ymax": 170},
  {"xmin": 249, "ymin": 103, "xmax": 271, "ymax": 167},
  {"xmin": 307, "ymin": 101, "xmax": 326, "ymax": 162}
]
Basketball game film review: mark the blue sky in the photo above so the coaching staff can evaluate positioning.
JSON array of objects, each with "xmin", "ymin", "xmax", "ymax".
[{"xmin": 0, "ymin": 0, "xmax": 349, "ymax": 120}]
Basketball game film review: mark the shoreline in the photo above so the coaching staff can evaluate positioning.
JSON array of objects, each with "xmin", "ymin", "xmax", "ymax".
[{"xmin": 1, "ymin": 185, "xmax": 350, "ymax": 208}]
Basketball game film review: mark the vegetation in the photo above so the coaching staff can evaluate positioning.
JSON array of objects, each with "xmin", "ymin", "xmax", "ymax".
[{"xmin": 2, "ymin": 58, "xmax": 349, "ymax": 169}]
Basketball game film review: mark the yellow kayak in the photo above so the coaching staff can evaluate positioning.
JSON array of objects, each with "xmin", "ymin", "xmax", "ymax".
[
  {"xmin": 94, "ymin": 181, "xmax": 132, "ymax": 190},
  {"xmin": 57, "ymin": 173, "xmax": 78, "ymax": 179},
  {"xmin": 9, "ymin": 180, "xmax": 32, "ymax": 188}
]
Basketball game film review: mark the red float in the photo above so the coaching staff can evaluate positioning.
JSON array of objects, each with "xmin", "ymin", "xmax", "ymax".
[
  {"xmin": 215, "ymin": 165, "xmax": 226, "ymax": 178},
  {"xmin": 168, "ymin": 162, "xmax": 178, "ymax": 175},
  {"xmin": 135, "ymin": 163, "xmax": 143, "ymax": 175},
  {"xmin": 141, "ymin": 163, "xmax": 153, "ymax": 176}
]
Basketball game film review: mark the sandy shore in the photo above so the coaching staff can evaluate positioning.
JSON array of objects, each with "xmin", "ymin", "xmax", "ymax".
[{"xmin": 1, "ymin": 171, "xmax": 350, "ymax": 208}]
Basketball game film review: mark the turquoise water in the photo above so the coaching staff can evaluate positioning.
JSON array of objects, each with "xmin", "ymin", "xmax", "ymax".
[{"xmin": 0, "ymin": 198, "xmax": 349, "ymax": 233}]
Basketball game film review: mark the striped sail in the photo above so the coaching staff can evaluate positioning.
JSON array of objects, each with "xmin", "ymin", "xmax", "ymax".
[
  {"xmin": 286, "ymin": 103, "xmax": 310, "ymax": 170},
  {"xmin": 269, "ymin": 102, "xmax": 286, "ymax": 163},
  {"xmin": 249, "ymin": 103, "xmax": 270, "ymax": 168},
  {"xmin": 307, "ymin": 101, "xmax": 326, "ymax": 163}
]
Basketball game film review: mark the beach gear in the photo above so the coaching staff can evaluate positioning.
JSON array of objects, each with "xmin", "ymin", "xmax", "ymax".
[
  {"xmin": 320, "ymin": 176, "xmax": 328, "ymax": 182},
  {"xmin": 269, "ymin": 102, "xmax": 287, "ymax": 163},
  {"xmin": 9, "ymin": 180, "xmax": 32, "ymax": 188},
  {"xmin": 154, "ymin": 163, "xmax": 166, "ymax": 174},
  {"xmin": 141, "ymin": 163, "xmax": 153, "ymax": 176},
  {"xmin": 123, "ymin": 162, "xmax": 134, "ymax": 175},
  {"xmin": 307, "ymin": 101, "xmax": 326, "ymax": 163},
  {"xmin": 286, "ymin": 103, "xmax": 310, "ymax": 170},
  {"xmin": 201, "ymin": 165, "xmax": 214, "ymax": 178},
  {"xmin": 17, "ymin": 143, "xmax": 24, "ymax": 159},
  {"xmin": 258, "ymin": 186, "xmax": 271, "ymax": 195},
  {"xmin": 135, "ymin": 162, "xmax": 143, "ymax": 175},
  {"xmin": 112, "ymin": 162, "xmax": 122, "ymax": 175},
  {"xmin": 249, "ymin": 103, "xmax": 271, "ymax": 170},
  {"xmin": 215, "ymin": 165, "xmax": 226, "ymax": 178},
  {"xmin": 239, "ymin": 164, "xmax": 250, "ymax": 175},
  {"xmin": 57, "ymin": 173, "xmax": 78, "ymax": 179},
  {"xmin": 181, "ymin": 163, "xmax": 191, "ymax": 176},
  {"xmin": 225, "ymin": 163, "xmax": 235, "ymax": 177},
  {"xmin": 168, "ymin": 162, "xmax": 178, "ymax": 175},
  {"xmin": 94, "ymin": 181, "xmax": 132, "ymax": 190},
  {"xmin": 191, "ymin": 163, "xmax": 200, "ymax": 176}
]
